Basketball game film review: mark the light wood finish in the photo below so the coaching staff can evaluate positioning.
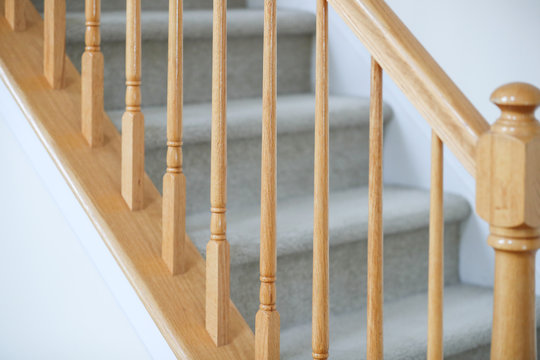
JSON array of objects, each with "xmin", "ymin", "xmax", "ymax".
[
  {"xmin": 206, "ymin": 0, "xmax": 230, "ymax": 346},
  {"xmin": 81, "ymin": 0, "xmax": 104, "ymax": 147},
  {"xmin": 121, "ymin": 0, "xmax": 144, "ymax": 211},
  {"xmin": 312, "ymin": 1, "xmax": 329, "ymax": 359},
  {"xmin": 0, "ymin": 3, "xmax": 254, "ymax": 358},
  {"xmin": 162, "ymin": 0, "xmax": 186, "ymax": 276},
  {"xmin": 328, "ymin": 0, "xmax": 489, "ymax": 176},
  {"xmin": 427, "ymin": 131, "xmax": 444, "ymax": 360},
  {"xmin": 366, "ymin": 58, "xmax": 383, "ymax": 360},
  {"xmin": 44, "ymin": 0, "xmax": 65, "ymax": 89},
  {"xmin": 5, "ymin": 0, "xmax": 25, "ymax": 31},
  {"xmin": 255, "ymin": 0, "xmax": 280, "ymax": 359},
  {"xmin": 476, "ymin": 82, "xmax": 540, "ymax": 360}
]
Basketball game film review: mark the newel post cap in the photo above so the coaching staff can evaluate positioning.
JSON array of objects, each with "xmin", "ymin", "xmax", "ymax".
[{"xmin": 477, "ymin": 82, "xmax": 540, "ymax": 228}]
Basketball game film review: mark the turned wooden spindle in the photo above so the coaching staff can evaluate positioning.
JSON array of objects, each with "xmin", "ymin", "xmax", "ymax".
[
  {"xmin": 44, "ymin": 0, "xmax": 66, "ymax": 89},
  {"xmin": 255, "ymin": 0, "xmax": 280, "ymax": 359},
  {"xmin": 427, "ymin": 131, "xmax": 444, "ymax": 360},
  {"xmin": 313, "ymin": 0, "xmax": 329, "ymax": 359},
  {"xmin": 121, "ymin": 0, "xmax": 144, "ymax": 211},
  {"xmin": 476, "ymin": 82, "xmax": 540, "ymax": 360},
  {"xmin": 5, "ymin": 0, "xmax": 25, "ymax": 31},
  {"xmin": 366, "ymin": 58, "xmax": 384, "ymax": 360},
  {"xmin": 206, "ymin": 0, "xmax": 230, "ymax": 346},
  {"xmin": 81, "ymin": 0, "xmax": 104, "ymax": 147},
  {"xmin": 162, "ymin": 0, "xmax": 186, "ymax": 275}
]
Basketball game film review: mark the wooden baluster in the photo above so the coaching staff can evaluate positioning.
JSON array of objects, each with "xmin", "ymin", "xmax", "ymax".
[
  {"xmin": 366, "ymin": 58, "xmax": 383, "ymax": 360},
  {"xmin": 44, "ymin": 0, "xmax": 66, "ymax": 89},
  {"xmin": 5, "ymin": 0, "xmax": 25, "ymax": 31},
  {"xmin": 81, "ymin": 0, "xmax": 104, "ymax": 147},
  {"xmin": 427, "ymin": 131, "xmax": 444, "ymax": 360},
  {"xmin": 121, "ymin": 0, "xmax": 144, "ymax": 211},
  {"xmin": 206, "ymin": 0, "xmax": 230, "ymax": 346},
  {"xmin": 476, "ymin": 82, "xmax": 540, "ymax": 360},
  {"xmin": 162, "ymin": 0, "xmax": 186, "ymax": 275},
  {"xmin": 313, "ymin": 0, "xmax": 329, "ymax": 359},
  {"xmin": 255, "ymin": 0, "xmax": 280, "ymax": 359}
]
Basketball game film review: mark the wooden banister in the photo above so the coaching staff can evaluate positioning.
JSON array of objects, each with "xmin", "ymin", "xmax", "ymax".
[
  {"xmin": 476, "ymin": 82, "xmax": 540, "ymax": 360},
  {"xmin": 366, "ymin": 57, "xmax": 384, "ymax": 360},
  {"xmin": 44, "ymin": 0, "xmax": 65, "ymax": 89},
  {"xmin": 328, "ymin": 0, "xmax": 489, "ymax": 176},
  {"xmin": 428, "ymin": 132, "xmax": 444, "ymax": 360},
  {"xmin": 81, "ymin": 0, "xmax": 104, "ymax": 147},
  {"xmin": 121, "ymin": 0, "xmax": 144, "ymax": 211},
  {"xmin": 162, "ymin": 0, "xmax": 186, "ymax": 275},
  {"xmin": 206, "ymin": 0, "xmax": 230, "ymax": 346},
  {"xmin": 255, "ymin": 0, "xmax": 280, "ymax": 359},
  {"xmin": 5, "ymin": 0, "xmax": 25, "ymax": 31},
  {"xmin": 312, "ymin": 0, "xmax": 329, "ymax": 359}
]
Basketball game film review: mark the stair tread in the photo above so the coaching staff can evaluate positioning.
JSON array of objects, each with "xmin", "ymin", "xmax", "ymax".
[
  {"xmin": 66, "ymin": 9, "xmax": 315, "ymax": 43},
  {"xmin": 187, "ymin": 185, "xmax": 470, "ymax": 266},
  {"xmin": 108, "ymin": 94, "xmax": 392, "ymax": 148},
  {"xmin": 280, "ymin": 284, "xmax": 540, "ymax": 359}
]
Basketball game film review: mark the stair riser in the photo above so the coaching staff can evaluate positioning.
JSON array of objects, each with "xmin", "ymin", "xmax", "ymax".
[
  {"xmin": 146, "ymin": 125, "xmax": 369, "ymax": 214},
  {"xmin": 66, "ymin": 34, "xmax": 312, "ymax": 110},
  {"xmin": 31, "ymin": 0, "xmax": 246, "ymax": 12},
  {"xmin": 232, "ymin": 222, "xmax": 461, "ymax": 330}
]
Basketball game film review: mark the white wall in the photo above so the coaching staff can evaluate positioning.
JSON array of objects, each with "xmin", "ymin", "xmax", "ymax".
[
  {"xmin": 0, "ymin": 79, "xmax": 176, "ymax": 359},
  {"xmin": 271, "ymin": 0, "xmax": 540, "ymax": 289}
]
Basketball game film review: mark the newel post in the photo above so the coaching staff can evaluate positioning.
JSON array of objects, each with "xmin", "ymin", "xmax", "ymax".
[{"xmin": 476, "ymin": 82, "xmax": 540, "ymax": 360}]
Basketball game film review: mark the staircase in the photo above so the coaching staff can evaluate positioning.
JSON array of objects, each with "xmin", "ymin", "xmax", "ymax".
[{"xmin": 15, "ymin": 0, "xmax": 540, "ymax": 358}]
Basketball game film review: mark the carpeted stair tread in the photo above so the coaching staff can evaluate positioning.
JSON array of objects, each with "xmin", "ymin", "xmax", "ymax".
[{"xmin": 186, "ymin": 185, "xmax": 470, "ymax": 266}]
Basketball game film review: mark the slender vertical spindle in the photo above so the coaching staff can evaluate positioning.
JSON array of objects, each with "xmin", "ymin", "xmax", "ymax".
[
  {"xmin": 121, "ymin": 0, "xmax": 144, "ymax": 211},
  {"xmin": 206, "ymin": 0, "xmax": 230, "ymax": 346},
  {"xmin": 427, "ymin": 132, "xmax": 444, "ymax": 360},
  {"xmin": 44, "ymin": 0, "xmax": 66, "ymax": 89},
  {"xmin": 5, "ymin": 0, "xmax": 25, "ymax": 31},
  {"xmin": 81, "ymin": 0, "xmax": 104, "ymax": 147},
  {"xmin": 255, "ymin": 0, "xmax": 280, "ymax": 359},
  {"xmin": 366, "ymin": 58, "xmax": 383, "ymax": 360},
  {"xmin": 162, "ymin": 0, "xmax": 186, "ymax": 275},
  {"xmin": 313, "ymin": 0, "xmax": 329, "ymax": 359}
]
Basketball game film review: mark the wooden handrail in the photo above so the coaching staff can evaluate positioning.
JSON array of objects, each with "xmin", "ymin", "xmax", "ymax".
[
  {"xmin": 121, "ymin": 0, "xmax": 145, "ymax": 211},
  {"xmin": 81, "ymin": 0, "xmax": 104, "ymax": 147},
  {"xmin": 328, "ymin": 0, "xmax": 489, "ymax": 176},
  {"xmin": 255, "ymin": 0, "xmax": 280, "ymax": 359}
]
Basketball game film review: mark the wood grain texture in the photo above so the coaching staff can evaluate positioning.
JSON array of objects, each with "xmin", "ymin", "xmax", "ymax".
[
  {"xmin": 207, "ymin": 0, "xmax": 230, "ymax": 346},
  {"xmin": 427, "ymin": 131, "xmax": 444, "ymax": 360},
  {"xmin": 5, "ymin": 0, "xmax": 25, "ymax": 31},
  {"xmin": 366, "ymin": 58, "xmax": 383, "ymax": 360},
  {"xmin": 0, "ymin": 3, "xmax": 254, "ymax": 358},
  {"xmin": 328, "ymin": 0, "xmax": 489, "ymax": 176},
  {"xmin": 476, "ymin": 83, "xmax": 540, "ymax": 360},
  {"xmin": 44, "ymin": 0, "xmax": 65, "ymax": 89},
  {"xmin": 312, "ymin": 1, "xmax": 329, "ymax": 359},
  {"xmin": 255, "ymin": 0, "xmax": 280, "ymax": 359},
  {"xmin": 162, "ymin": 0, "xmax": 186, "ymax": 275},
  {"xmin": 81, "ymin": 0, "xmax": 104, "ymax": 147},
  {"xmin": 121, "ymin": 0, "xmax": 144, "ymax": 210}
]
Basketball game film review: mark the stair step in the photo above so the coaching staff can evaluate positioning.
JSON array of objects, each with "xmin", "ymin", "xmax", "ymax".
[
  {"xmin": 281, "ymin": 284, "xmax": 540, "ymax": 359},
  {"xmin": 65, "ymin": 9, "xmax": 316, "ymax": 109},
  {"xmin": 109, "ymin": 94, "xmax": 391, "ymax": 214},
  {"xmin": 186, "ymin": 185, "xmax": 470, "ymax": 328},
  {"xmin": 32, "ymin": 0, "xmax": 246, "ymax": 12}
]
